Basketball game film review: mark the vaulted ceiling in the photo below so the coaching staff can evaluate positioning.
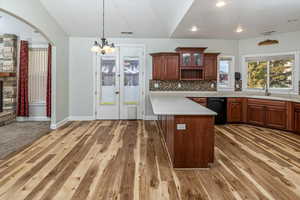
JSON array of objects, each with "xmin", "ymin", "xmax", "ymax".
[{"xmin": 40, "ymin": 0, "xmax": 300, "ymax": 39}]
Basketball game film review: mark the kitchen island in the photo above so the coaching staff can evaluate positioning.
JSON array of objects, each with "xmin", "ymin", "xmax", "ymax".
[{"xmin": 150, "ymin": 94, "xmax": 217, "ymax": 169}]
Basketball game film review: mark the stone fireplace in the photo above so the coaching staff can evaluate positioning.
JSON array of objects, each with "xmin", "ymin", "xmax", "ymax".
[{"xmin": 0, "ymin": 34, "xmax": 17, "ymax": 126}]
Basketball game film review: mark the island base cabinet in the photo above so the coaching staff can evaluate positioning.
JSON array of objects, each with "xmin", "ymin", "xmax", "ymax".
[
  {"xmin": 173, "ymin": 115, "xmax": 215, "ymax": 168},
  {"xmin": 158, "ymin": 115, "xmax": 215, "ymax": 168}
]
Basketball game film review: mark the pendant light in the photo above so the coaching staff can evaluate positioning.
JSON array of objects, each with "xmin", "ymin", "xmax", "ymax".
[{"xmin": 91, "ymin": 0, "xmax": 115, "ymax": 54}]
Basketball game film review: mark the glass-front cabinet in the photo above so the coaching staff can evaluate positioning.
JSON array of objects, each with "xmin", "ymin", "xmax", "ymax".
[
  {"xmin": 176, "ymin": 48, "xmax": 206, "ymax": 67},
  {"xmin": 175, "ymin": 47, "xmax": 207, "ymax": 80}
]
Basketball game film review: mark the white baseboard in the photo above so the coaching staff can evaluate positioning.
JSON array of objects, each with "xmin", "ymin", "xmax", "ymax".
[
  {"xmin": 50, "ymin": 117, "xmax": 69, "ymax": 130},
  {"xmin": 68, "ymin": 116, "xmax": 94, "ymax": 121},
  {"xmin": 144, "ymin": 115, "xmax": 158, "ymax": 120},
  {"xmin": 17, "ymin": 116, "xmax": 51, "ymax": 122}
]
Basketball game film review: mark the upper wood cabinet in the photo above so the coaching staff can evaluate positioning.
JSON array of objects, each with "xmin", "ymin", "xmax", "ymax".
[
  {"xmin": 175, "ymin": 47, "xmax": 208, "ymax": 80},
  {"xmin": 151, "ymin": 53, "xmax": 179, "ymax": 80},
  {"xmin": 175, "ymin": 47, "xmax": 207, "ymax": 67},
  {"xmin": 227, "ymin": 98, "xmax": 243, "ymax": 123},
  {"xmin": 204, "ymin": 53, "xmax": 220, "ymax": 80},
  {"xmin": 151, "ymin": 47, "xmax": 220, "ymax": 81}
]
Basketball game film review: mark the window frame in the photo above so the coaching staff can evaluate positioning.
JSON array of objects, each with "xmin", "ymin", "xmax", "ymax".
[
  {"xmin": 217, "ymin": 55, "xmax": 235, "ymax": 91},
  {"xmin": 242, "ymin": 52, "xmax": 300, "ymax": 94}
]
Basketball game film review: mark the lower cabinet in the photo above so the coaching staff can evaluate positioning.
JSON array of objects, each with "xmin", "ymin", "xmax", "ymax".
[
  {"xmin": 265, "ymin": 106, "xmax": 287, "ymax": 129},
  {"xmin": 227, "ymin": 98, "xmax": 243, "ymax": 123},
  {"xmin": 188, "ymin": 97, "xmax": 207, "ymax": 107},
  {"xmin": 294, "ymin": 103, "xmax": 300, "ymax": 133},
  {"xmin": 247, "ymin": 99, "xmax": 287, "ymax": 130},
  {"xmin": 247, "ymin": 104, "xmax": 265, "ymax": 126}
]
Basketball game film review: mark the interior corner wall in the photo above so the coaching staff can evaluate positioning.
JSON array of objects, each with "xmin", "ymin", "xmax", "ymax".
[
  {"xmin": 238, "ymin": 31, "xmax": 300, "ymax": 93},
  {"xmin": 0, "ymin": 0, "xmax": 70, "ymax": 125},
  {"xmin": 69, "ymin": 37, "xmax": 239, "ymax": 118}
]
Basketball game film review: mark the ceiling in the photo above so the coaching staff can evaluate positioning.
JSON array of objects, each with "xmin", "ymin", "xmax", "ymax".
[
  {"xmin": 40, "ymin": 0, "xmax": 300, "ymax": 39},
  {"xmin": 0, "ymin": 11, "xmax": 48, "ymax": 44}
]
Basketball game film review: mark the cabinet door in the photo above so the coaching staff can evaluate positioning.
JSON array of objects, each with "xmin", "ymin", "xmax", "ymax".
[
  {"xmin": 295, "ymin": 109, "xmax": 300, "ymax": 133},
  {"xmin": 164, "ymin": 55, "xmax": 179, "ymax": 80},
  {"xmin": 204, "ymin": 55, "xmax": 217, "ymax": 80},
  {"xmin": 189, "ymin": 97, "xmax": 207, "ymax": 107},
  {"xmin": 152, "ymin": 56, "xmax": 163, "ymax": 80},
  {"xmin": 265, "ymin": 106, "xmax": 287, "ymax": 129},
  {"xmin": 181, "ymin": 52, "xmax": 192, "ymax": 66},
  {"xmin": 247, "ymin": 104, "xmax": 265, "ymax": 126},
  {"xmin": 227, "ymin": 102, "xmax": 243, "ymax": 123}
]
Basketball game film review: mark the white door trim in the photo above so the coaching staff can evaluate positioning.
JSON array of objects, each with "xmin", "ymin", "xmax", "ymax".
[{"xmin": 93, "ymin": 44, "xmax": 146, "ymax": 120}]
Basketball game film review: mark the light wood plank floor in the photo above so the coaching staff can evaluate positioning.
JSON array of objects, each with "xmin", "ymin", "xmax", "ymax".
[{"xmin": 0, "ymin": 120, "xmax": 300, "ymax": 200}]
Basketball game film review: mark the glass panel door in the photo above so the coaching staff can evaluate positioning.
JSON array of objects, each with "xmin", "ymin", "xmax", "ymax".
[
  {"xmin": 100, "ymin": 57, "xmax": 117, "ymax": 105},
  {"xmin": 120, "ymin": 47, "xmax": 143, "ymax": 120},
  {"xmin": 182, "ymin": 53, "xmax": 192, "ymax": 66},
  {"xmin": 97, "ymin": 46, "xmax": 144, "ymax": 120},
  {"xmin": 97, "ymin": 49, "xmax": 120, "ymax": 120},
  {"xmin": 123, "ymin": 57, "xmax": 139, "ymax": 105}
]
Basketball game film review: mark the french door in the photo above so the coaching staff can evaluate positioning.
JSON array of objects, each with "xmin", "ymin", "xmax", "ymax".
[{"xmin": 96, "ymin": 46, "xmax": 144, "ymax": 120}]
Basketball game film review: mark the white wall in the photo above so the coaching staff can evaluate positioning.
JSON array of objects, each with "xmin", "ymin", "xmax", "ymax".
[
  {"xmin": 0, "ymin": 0, "xmax": 70, "ymax": 125},
  {"xmin": 69, "ymin": 37, "xmax": 239, "ymax": 118},
  {"xmin": 238, "ymin": 31, "xmax": 300, "ymax": 94}
]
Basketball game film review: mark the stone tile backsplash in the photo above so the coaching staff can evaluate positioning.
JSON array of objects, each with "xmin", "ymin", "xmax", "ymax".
[
  {"xmin": 149, "ymin": 80, "xmax": 217, "ymax": 91},
  {"xmin": 0, "ymin": 34, "xmax": 17, "ymax": 126}
]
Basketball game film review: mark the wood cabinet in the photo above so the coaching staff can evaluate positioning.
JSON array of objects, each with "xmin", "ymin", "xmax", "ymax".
[
  {"xmin": 175, "ymin": 47, "xmax": 207, "ymax": 80},
  {"xmin": 188, "ymin": 97, "xmax": 207, "ymax": 107},
  {"xmin": 265, "ymin": 106, "xmax": 287, "ymax": 129},
  {"xmin": 247, "ymin": 98, "xmax": 287, "ymax": 129},
  {"xmin": 227, "ymin": 98, "xmax": 243, "ymax": 123},
  {"xmin": 151, "ymin": 47, "xmax": 220, "ymax": 81},
  {"xmin": 247, "ymin": 104, "xmax": 266, "ymax": 126},
  {"xmin": 151, "ymin": 53, "xmax": 179, "ymax": 80},
  {"xmin": 175, "ymin": 47, "xmax": 206, "ymax": 67},
  {"xmin": 294, "ymin": 103, "xmax": 300, "ymax": 133},
  {"xmin": 158, "ymin": 114, "xmax": 215, "ymax": 168},
  {"xmin": 204, "ymin": 53, "xmax": 219, "ymax": 80}
]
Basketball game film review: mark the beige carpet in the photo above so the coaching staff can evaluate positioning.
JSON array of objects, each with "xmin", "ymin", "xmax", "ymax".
[{"xmin": 0, "ymin": 121, "xmax": 50, "ymax": 159}]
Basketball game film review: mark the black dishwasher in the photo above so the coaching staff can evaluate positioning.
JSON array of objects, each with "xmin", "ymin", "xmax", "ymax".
[{"xmin": 207, "ymin": 97, "xmax": 227, "ymax": 125}]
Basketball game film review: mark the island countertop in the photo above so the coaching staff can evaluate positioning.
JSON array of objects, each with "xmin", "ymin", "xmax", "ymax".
[{"xmin": 150, "ymin": 94, "xmax": 217, "ymax": 116}]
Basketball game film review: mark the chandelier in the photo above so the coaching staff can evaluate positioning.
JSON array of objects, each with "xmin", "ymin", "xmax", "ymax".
[{"xmin": 91, "ymin": 0, "xmax": 115, "ymax": 54}]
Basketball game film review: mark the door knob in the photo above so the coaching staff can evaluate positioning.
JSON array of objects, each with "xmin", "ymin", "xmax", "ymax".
[{"xmin": 115, "ymin": 91, "xmax": 120, "ymax": 94}]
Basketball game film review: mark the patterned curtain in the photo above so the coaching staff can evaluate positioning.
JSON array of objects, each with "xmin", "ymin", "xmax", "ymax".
[
  {"xmin": 17, "ymin": 41, "xmax": 29, "ymax": 116},
  {"xmin": 46, "ymin": 44, "xmax": 52, "ymax": 117}
]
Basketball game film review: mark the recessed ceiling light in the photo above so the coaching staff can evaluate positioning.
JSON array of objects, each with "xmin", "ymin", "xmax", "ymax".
[
  {"xmin": 216, "ymin": 1, "xmax": 226, "ymax": 8},
  {"xmin": 190, "ymin": 26, "xmax": 198, "ymax": 32},
  {"xmin": 236, "ymin": 26, "xmax": 244, "ymax": 33}
]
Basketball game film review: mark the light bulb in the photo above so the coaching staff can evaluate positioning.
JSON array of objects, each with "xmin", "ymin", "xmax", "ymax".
[
  {"xmin": 216, "ymin": 1, "xmax": 226, "ymax": 8},
  {"xmin": 236, "ymin": 26, "xmax": 244, "ymax": 33},
  {"xmin": 91, "ymin": 41, "xmax": 100, "ymax": 52}
]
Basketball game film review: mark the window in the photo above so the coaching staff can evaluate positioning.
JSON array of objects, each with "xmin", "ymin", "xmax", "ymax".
[
  {"xmin": 218, "ymin": 56, "xmax": 234, "ymax": 89},
  {"xmin": 246, "ymin": 54, "xmax": 294, "ymax": 90},
  {"xmin": 28, "ymin": 48, "xmax": 48, "ymax": 104}
]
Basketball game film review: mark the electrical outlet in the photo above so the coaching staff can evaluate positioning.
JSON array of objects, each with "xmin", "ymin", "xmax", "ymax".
[
  {"xmin": 154, "ymin": 83, "xmax": 159, "ymax": 88},
  {"xmin": 176, "ymin": 124, "xmax": 186, "ymax": 130},
  {"xmin": 178, "ymin": 83, "xmax": 182, "ymax": 88}
]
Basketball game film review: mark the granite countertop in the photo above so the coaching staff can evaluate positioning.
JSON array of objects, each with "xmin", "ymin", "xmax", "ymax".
[
  {"xmin": 150, "ymin": 91, "xmax": 300, "ymax": 103},
  {"xmin": 150, "ymin": 94, "xmax": 217, "ymax": 116}
]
